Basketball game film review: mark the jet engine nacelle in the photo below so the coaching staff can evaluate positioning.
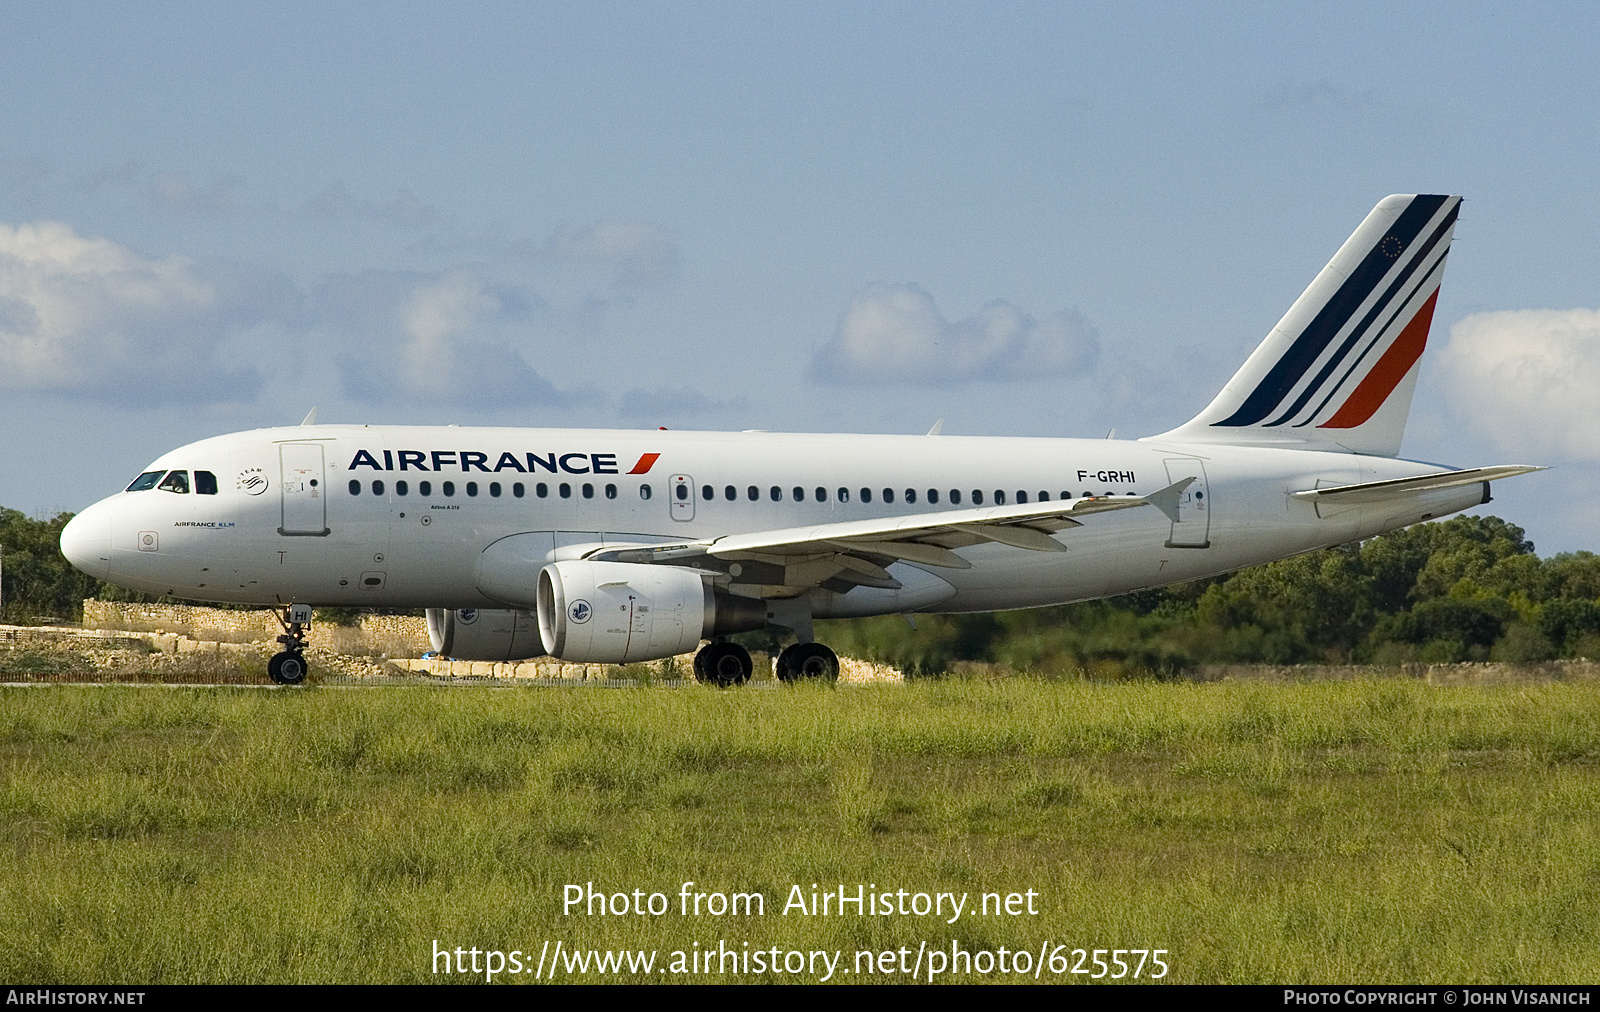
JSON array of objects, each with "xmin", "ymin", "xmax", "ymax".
[
  {"xmin": 425, "ymin": 607, "xmax": 546, "ymax": 661},
  {"xmin": 536, "ymin": 560, "xmax": 765, "ymax": 663}
]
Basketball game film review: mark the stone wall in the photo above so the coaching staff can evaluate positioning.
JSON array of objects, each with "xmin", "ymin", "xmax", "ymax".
[
  {"xmin": 82, "ymin": 599, "xmax": 431, "ymax": 654},
  {"xmin": 77, "ymin": 599, "xmax": 904, "ymax": 682}
]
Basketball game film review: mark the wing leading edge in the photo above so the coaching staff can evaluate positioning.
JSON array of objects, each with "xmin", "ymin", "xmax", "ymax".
[{"xmin": 586, "ymin": 478, "xmax": 1195, "ymax": 594}]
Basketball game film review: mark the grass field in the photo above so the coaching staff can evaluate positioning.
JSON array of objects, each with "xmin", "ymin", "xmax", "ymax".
[{"xmin": 3, "ymin": 678, "xmax": 1598, "ymax": 984}]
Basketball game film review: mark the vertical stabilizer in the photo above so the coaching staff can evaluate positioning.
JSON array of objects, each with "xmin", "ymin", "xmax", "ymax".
[{"xmin": 1150, "ymin": 194, "xmax": 1461, "ymax": 457}]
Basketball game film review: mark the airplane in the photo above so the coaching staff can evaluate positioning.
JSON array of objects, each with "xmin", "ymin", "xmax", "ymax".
[{"xmin": 59, "ymin": 194, "xmax": 1540, "ymax": 686}]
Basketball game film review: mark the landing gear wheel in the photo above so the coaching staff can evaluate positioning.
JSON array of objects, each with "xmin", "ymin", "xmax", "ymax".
[
  {"xmin": 268, "ymin": 650, "xmax": 308, "ymax": 685},
  {"xmin": 693, "ymin": 642, "xmax": 752, "ymax": 687},
  {"xmin": 775, "ymin": 642, "xmax": 839, "ymax": 683}
]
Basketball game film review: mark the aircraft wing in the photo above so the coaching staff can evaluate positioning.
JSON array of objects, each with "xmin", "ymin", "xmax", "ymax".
[
  {"xmin": 1290, "ymin": 465, "xmax": 1544, "ymax": 504},
  {"xmin": 586, "ymin": 479, "xmax": 1192, "ymax": 592}
]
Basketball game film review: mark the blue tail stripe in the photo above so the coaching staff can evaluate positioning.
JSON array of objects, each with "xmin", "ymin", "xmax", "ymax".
[
  {"xmin": 1265, "ymin": 200, "xmax": 1458, "ymax": 427},
  {"xmin": 1214, "ymin": 194, "xmax": 1449, "ymax": 428}
]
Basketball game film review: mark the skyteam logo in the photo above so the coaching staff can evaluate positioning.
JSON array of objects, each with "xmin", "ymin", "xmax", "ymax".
[
  {"xmin": 456, "ymin": 609, "xmax": 478, "ymax": 625},
  {"xmin": 236, "ymin": 468, "xmax": 268, "ymax": 495},
  {"xmin": 568, "ymin": 599, "xmax": 592, "ymax": 624}
]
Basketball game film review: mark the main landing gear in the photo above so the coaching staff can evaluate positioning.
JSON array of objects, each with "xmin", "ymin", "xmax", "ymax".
[
  {"xmin": 775, "ymin": 642, "xmax": 840, "ymax": 683},
  {"xmin": 690, "ymin": 640, "xmax": 841, "ymax": 687},
  {"xmin": 268, "ymin": 603, "xmax": 312, "ymax": 685},
  {"xmin": 693, "ymin": 641, "xmax": 752, "ymax": 687}
]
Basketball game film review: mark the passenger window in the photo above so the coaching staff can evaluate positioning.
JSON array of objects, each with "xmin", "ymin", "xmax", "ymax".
[
  {"xmin": 676, "ymin": 484, "xmax": 688, "ymax": 501},
  {"xmin": 905, "ymin": 488, "xmax": 917, "ymax": 504},
  {"xmin": 972, "ymin": 490, "xmax": 984, "ymax": 505},
  {"xmin": 747, "ymin": 485, "xmax": 759, "ymax": 501},
  {"xmin": 348, "ymin": 479, "xmax": 361, "ymax": 496},
  {"xmin": 443, "ymin": 481, "xmax": 456, "ymax": 497},
  {"xmin": 560, "ymin": 483, "xmax": 572, "ymax": 499},
  {"xmin": 605, "ymin": 484, "xmax": 617, "ymax": 499},
  {"xmin": 792, "ymin": 486, "xmax": 804, "ymax": 502},
  {"xmin": 994, "ymin": 490, "xmax": 1005, "ymax": 505},
  {"xmin": 582, "ymin": 483, "xmax": 594, "ymax": 499},
  {"xmin": 837, "ymin": 487, "xmax": 850, "ymax": 503},
  {"xmin": 420, "ymin": 481, "xmax": 432, "ymax": 496},
  {"xmin": 489, "ymin": 482, "xmax": 501, "ymax": 497},
  {"xmin": 373, "ymin": 480, "xmax": 385, "ymax": 495},
  {"xmin": 158, "ymin": 471, "xmax": 190, "ymax": 494},
  {"xmin": 883, "ymin": 488, "xmax": 895, "ymax": 504},
  {"xmin": 195, "ymin": 471, "xmax": 218, "ymax": 495},
  {"xmin": 814, "ymin": 487, "xmax": 826, "ymax": 503},
  {"xmin": 397, "ymin": 480, "xmax": 409, "ymax": 496},
  {"xmin": 126, "ymin": 470, "xmax": 165, "ymax": 492},
  {"xmin": 640, "ymin": 484, "xmax": 652, "ymax": 500},
  {"xmin": 1016, "ymin": 491, "xmax": 1027, "ymax": 504},
  {"xmin": 1060, "ymin": 491, "xmax": 1071, "ymax": 500},
  {"xmin": 466, "ymin": 482, "xmax": 478, "ymax": 497},
  {"xmin": 702, "ymin": 485, "xmax": 713, "ymax": 500},
  {"xmin": 724, "ymin": 485, "xmax": 736, "ymax": 501},
  {"xmin": 514, "ymin": 483, "xmax": 525, "ymax": 498},
  {"xmin": 928, "ymin": 489, "xmax": 939, "ymax": 504},
  {"xmin": 536, "ymin": 483, "xmax": 548, "ymax": 498},
  {"xmin": 949, "ymin": 489, "xmax": 961, "ymax": 505},
  {"xmin": 860, "ymin": 488, "xmax": 872, "ymax": 503},
  {"xmin": 1038, "ymin": 491, "xmax": 1050, "ymax": 501},
  {"xmin": 770, "ymin": 486, "xmax": 781, "ymax": 502}
]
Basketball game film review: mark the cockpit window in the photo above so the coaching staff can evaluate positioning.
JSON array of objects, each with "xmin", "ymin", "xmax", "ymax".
[
  {"xmin": 195, "ymin": 470, "xmax": 218, "ymax": 495},
  {"xmin": 157, "ymin": 470, "xmax": 191, "ymax": 494},
  {"xmin": 126, "ymin": 470, "xmax": 165, "ymax": 492}
]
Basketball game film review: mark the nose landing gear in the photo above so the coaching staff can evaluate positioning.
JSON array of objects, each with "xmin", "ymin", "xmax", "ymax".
[{"xmin": 268, "ymin": 603, "xmax": 312, "ymax": 685}]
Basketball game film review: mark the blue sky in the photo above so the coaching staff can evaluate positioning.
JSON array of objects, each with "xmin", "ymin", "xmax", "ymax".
[{"xmin": 2, "ymin": 2, "xmax": 1596, "ymax": 551}]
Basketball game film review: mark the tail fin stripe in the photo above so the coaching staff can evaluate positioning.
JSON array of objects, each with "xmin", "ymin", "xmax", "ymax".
[
  {"xmin": 1264, "ymin": 203, "xmax": 1458, "ymax": 427},
  {"xmin": 1317, "ymin": 289, "xmax": 1439, "ymax": 429},
  {"xmin": 1294, "ymin": 250, "xmax": 1449, "ymax": 427},
  {"xmin": 1214, "ymin": 194, "xmax": 1448, "ymax": 427}
]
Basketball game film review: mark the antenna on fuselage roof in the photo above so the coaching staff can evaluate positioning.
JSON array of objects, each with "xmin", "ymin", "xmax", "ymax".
[
  {"xmin": 300, "ymin": 407, "xmax": 318, "ymax": 426},
  {"xmin": 926, "ymin": 419, "xmax": 944, "ymax": 436}
]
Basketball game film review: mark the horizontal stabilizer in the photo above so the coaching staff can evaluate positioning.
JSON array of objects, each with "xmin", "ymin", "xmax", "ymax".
[{"xmin": 1290, "ymin": 465, "xmax": 1544, "ymax": 504}]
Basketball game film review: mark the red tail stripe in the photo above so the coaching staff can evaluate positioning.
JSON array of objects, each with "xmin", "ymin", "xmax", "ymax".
[{"xmin": 1318, "ymin": 290, "xmax": 1439, "ymax": 430}]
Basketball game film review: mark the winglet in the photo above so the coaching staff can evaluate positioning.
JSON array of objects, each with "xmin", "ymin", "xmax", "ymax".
[
  {"xmin": 926, "ymin": 418, "xmax": 944, "ymax": 436},
  {"xmin": 1143, "ymin": 476, "xmax": 1196, "ymax": 523},
  {"xmin": 300, "ymin": 407, "xmax": 318, "ymax": 426}
]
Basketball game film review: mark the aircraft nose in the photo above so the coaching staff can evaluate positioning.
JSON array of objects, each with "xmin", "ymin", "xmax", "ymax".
[{"xmin": 60, "ymin": 503, "xmax": 112, "ymax": 580}]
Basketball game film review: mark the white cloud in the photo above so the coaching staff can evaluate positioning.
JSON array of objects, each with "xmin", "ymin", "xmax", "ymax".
[
  {"xmin": 0, "ymin": 221, "xmax": 286, "ymax": 402},
  {"xmin": 810, "ymin": 282, "xmax": 1100, "ymax": 385},
  {"xmin": 317, "ymin": 268, "xmax": 573, "ymax": 406},
  {"xmin": 541, "ymin": 221, "xmax": 680, "ymax": 289},
  {"xmin": 1440, "ymin": 308, "xmax": 1600, "ymax": 461}
]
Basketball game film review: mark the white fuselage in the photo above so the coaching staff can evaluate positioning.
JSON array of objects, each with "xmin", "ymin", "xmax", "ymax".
[{"xmin": 60, "ymin": 424, "xmax": 1480, "ymax": 618}]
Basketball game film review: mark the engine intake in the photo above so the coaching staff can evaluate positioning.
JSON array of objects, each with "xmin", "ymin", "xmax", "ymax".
[
  {"xmin": 425, "ymin": 607, "xmax": 545, "ymax": 661},
  {"xmin": 536, "ymin": 560, "xmax": 765, "ymax": 663}
]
